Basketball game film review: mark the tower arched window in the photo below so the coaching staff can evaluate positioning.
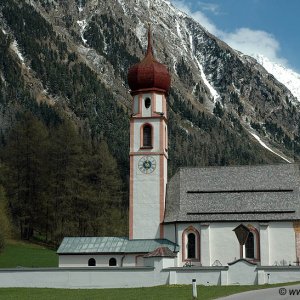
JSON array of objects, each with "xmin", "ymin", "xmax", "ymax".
[
  {"xmin": 142, "ymin": 124, "xmax": 152, "ymax": 148},
  {"xmin": 88, "ymin": 258, "xmax": 96, "ymax": 266}
]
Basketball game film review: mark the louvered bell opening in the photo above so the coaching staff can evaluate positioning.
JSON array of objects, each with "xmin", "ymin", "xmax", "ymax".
[{"xmin": 143, "ymin": 125, "xmax": 152, "ymax": 147}]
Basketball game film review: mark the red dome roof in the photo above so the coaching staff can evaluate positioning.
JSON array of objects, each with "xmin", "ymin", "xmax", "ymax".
[{"xmin": 128, "ymin": 27, "xmax": 171, "ymax": 94}]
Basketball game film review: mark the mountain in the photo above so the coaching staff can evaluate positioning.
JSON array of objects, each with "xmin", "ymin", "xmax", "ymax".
[
  {"xmin": 253, "ymin": 54, "xmax": 300, "ymax": 102},
  {"xmin": 1, "ymin": 0, "xmax": 300, "ymax": 174},
  {"xmin": 3, "ymin": 0, "xmax": 300, "ymax": 243}
]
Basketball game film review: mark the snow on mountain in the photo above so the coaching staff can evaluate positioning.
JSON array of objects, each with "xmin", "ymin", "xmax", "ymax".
[
  {"xmin": 11, "ymin": 40, "xmax": 25, "ymax": 63},
  {"xmin": 77, "ymin": 19, "xmax": 88, "ymax": 44},
  {"xmin": 249, "ymin": 131, "xmax": 292, "ymax": 163},
  {"xmin": 194, "ymin": 56, "xmax": 220, "ymax": 103},
  {"xmin": 254, "ymin": 54, "xmax": 300, "ymax": 101}
]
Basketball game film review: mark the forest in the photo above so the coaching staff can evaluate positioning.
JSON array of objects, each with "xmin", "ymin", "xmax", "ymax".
[{"xmin": 0, "ymin": 111, "xmax": 127, "ymax": 248}]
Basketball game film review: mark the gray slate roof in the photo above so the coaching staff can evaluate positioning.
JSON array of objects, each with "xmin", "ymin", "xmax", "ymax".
[
  {"xmin": 164, "ymin": 164, "xmax": 300, "ymax": 222},
  {"xmin": 57, "ymin": 237, "xmax": 179, "ymax": 254}
]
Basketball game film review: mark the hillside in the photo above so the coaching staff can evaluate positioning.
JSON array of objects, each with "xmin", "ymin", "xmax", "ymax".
[
  {"xmin": 1, "ymin": 0, "xmax": 297, "ymax": 167},
  {"xmin": 0, "ymin": 240, "xmax": 57, "ymax": 268},
  {"xmin": 0, "ymin": 0, "xmax": 300, "ymax": 242}
]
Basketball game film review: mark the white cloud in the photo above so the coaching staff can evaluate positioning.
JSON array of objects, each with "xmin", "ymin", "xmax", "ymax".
[
  {"xmin": 223, "ymin": 28, "xmax": 288, "ymax": 66},
  {"xmin": 172, "ymin": 0, "xmax": 221, "ymax": 36},
  {"xmin": 198, "ymin": 2, "xmax": 220, "ymax": 15},
  {"xmin": 171, "ymin": 0, "xmax": 289, "ymax": 67}
]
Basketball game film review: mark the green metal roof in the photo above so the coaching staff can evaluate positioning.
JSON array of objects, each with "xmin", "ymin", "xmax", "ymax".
[{"xmin": 57, "ymin": 237, "xmax": 179, "ymax": 254}]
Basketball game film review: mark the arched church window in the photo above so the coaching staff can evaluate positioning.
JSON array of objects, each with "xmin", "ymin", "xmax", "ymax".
[
  {"xmin": 187, "ymin": 233, "xmax": 196, "ymax": 259},
  {"xmin": 88, "ymin": 258, "xmax": 96, "ymax": 266},
  {"xmin": 245, "ymin": 232, "xmax": 254, "ymax": 259},
  {"xmin": 182, "ymin": 226, "xmax": 200, "ymax": 263},
  {"xmin": 143, "ymin": 124, "xmax": 152, "ymax": 147},
  {"xmin": 145, "ymin": 97, "xmax": 151, "ymax": 109},
  {"xmin": 109, "ymin": 257, "xmax": 117, "ymax": 266}
]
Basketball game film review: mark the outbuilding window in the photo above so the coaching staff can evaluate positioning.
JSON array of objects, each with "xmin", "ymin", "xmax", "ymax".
[
  {"xmin": 109, "ymin": 257, "xmax": 117, "ymax": 266},
  {"xmin": 88, "ymin": 258, "xmax": 96, "ymax": 266}
]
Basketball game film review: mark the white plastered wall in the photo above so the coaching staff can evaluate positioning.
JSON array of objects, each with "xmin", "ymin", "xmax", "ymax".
[
  {"xmin": 59, "ymin": 254, "xmax": 140, "ymax": 268},
  {"xmin": 171, "ymin": 221, "xmax": 296, "ymax": 267},
  {"xmin": 209, "ymin": 222, "xmax": 242, "ymax": 266},
  {"xmin": 155, "ymin": 94, "xmax": 163, "ymax": 113},
  {"xmin": 227, "ymin": 260, "xmax": 257, "ymax": 285},
  {"xmin": 132, "ymin": 155, "xmax": 161, "ymax": 239},
  {"xmin": 259, "ymin": 223, "xmax": 270, "ymax": 265},
  {"xmin": 133, "ymin": 95, "xmax": 139, "ymax": 114},
  {"xmin": 163, "ymin": 154, "xmax": 167, "ymax": 212},
  {"xmin": 131, "ymin": 114, "xmax": 167, "ymax": 239},
  {"xmin": 269, "ymin": 222, "xmax": 296, "ymax": 266},
  {"xmin": 163, "ymin": 224, "xmax": 176, "ymax": 243}
]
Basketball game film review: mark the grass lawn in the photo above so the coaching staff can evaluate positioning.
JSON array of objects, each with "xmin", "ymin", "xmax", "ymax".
[
  {"xmin": 0, "ymin": 283, "xmax": 299, "ymax": 300},
  {"xmin": 0, "ymin": 240, "xmax": 57, "ymax": 268}
]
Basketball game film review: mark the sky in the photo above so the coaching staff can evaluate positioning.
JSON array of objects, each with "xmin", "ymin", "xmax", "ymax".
[{"xmin": 171, "ymin": 0, "xmax": 300, "ymax": 73}]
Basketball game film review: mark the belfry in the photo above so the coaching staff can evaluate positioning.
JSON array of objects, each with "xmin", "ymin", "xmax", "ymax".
[{"xmin": 128, "ymin": 25, "xmax": 171, "ymax": 239}]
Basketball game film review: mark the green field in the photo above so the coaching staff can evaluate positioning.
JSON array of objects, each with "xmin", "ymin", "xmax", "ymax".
[
  {"xmin": 0, "ymin": 284, "xmax": 292, "ymax": 300},
  {"xmin": 0, "ymin": 240, "xmax": 57, "ymax": 268}
]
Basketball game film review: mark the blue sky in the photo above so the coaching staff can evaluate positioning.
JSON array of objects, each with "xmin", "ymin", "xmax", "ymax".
[{"xmin": 171, "ymin": 0, "xmax": 300, "ymax": 72}]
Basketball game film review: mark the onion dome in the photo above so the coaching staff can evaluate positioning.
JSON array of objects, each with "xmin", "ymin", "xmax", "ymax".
[{"xmin": 128, "ymin": 25, "xmax": 171, "ymax": 94}]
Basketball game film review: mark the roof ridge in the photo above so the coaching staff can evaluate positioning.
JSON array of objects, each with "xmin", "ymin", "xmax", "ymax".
[{"xmin": 178, "ymin": 163, "xmax": 298, "ymax": 171}]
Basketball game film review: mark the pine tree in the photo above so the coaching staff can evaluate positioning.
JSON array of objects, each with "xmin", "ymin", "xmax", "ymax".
[
  {"xmin": 0, "ymin": 186, "xmax": 11, "ymax": 251},
  {"xmin": 83, "ymin": 140, "xmax": 126, "ymax": 236},
  {"xmin": 46, "ymin": 119, "xmax": 84, "ymax": 242},
  {"xmin": 3, "ymin": 112, "xmax": 49, "ymax": 239}
]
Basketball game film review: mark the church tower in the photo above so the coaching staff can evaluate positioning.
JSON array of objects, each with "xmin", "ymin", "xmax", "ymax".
[{"xmin": 127, "ymin": 27, "xmax": 171, "ymax": 240}]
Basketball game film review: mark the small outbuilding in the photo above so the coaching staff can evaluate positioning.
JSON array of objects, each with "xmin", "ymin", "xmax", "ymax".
[{"xmin": 57, "ymin": 237, "xmax": 179, "ymax": 268}]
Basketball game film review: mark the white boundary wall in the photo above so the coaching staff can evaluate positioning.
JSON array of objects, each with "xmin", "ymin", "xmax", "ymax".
[
  {"xmin": 1, "ymin": 261, "xmax": 300, "ymax": 288},
  {"xmin": 0, "ymin": 267, "xmax": 160, "ymax": 289}
]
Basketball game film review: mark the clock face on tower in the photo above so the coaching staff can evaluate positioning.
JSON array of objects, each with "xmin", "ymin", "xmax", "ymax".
[{"xmin": 138, "ymin": 156, "xmax": 156, "ymax": 174}]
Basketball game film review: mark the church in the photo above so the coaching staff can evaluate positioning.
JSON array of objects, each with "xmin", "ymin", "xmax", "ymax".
[{"xmin": 57, "ymin": 28, "xmax": 300, "ymax": 272}]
